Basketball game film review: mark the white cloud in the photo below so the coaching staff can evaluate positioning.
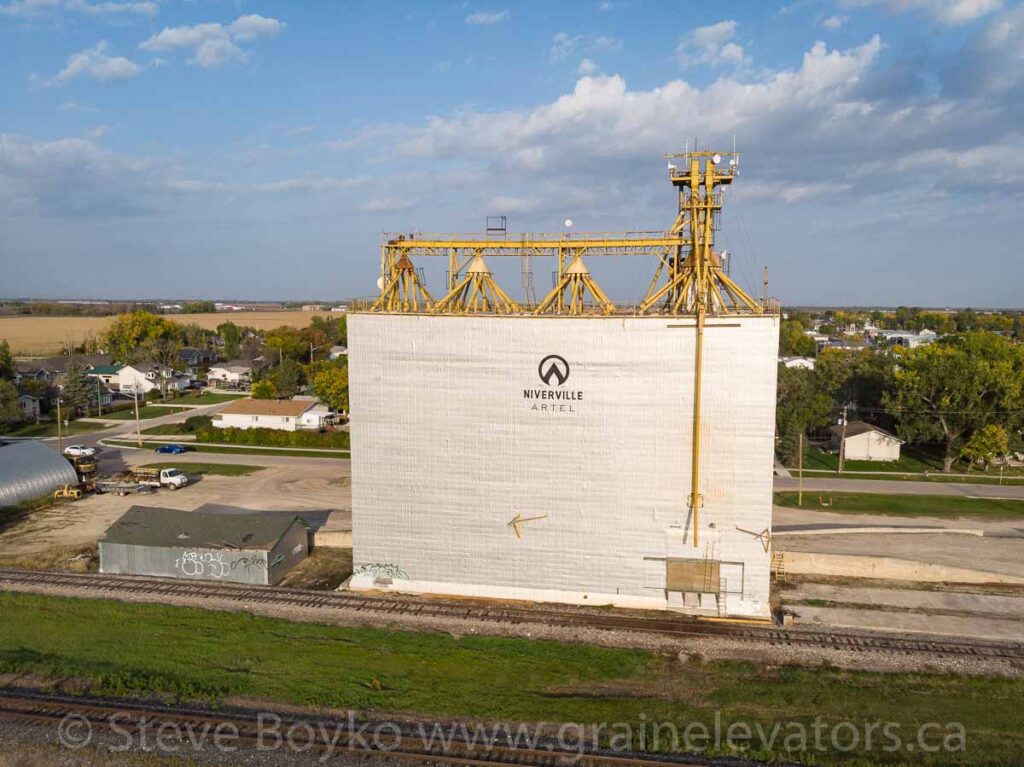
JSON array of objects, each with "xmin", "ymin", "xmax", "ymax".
[
  {"xmin": 0, "ymin": 0, "xmax": 156, "ymax": 17},
  {"xmin": 139, "ymin": 14, "xmax": 284, "ymax": 69},
  {"xmin": 45, "ymin": 42, "xmax": 141, "ymax": 86},
  {"xmin": 358, "ymin": 196, "xmax": 417, "ymax": 212},
  {"xmin": 598, "ymin": 1, "xmax": 613, "ymax": 10},
  {"xmin": 577, "ymin": 58, "xmax": 598, "ymax": 75},
  {"xmin": 192, "ymin": 38, "xmax": 245, "ymax": 68},
  {"xmin": 549, "ymin": 32, "xmax": 582, "ymax": 62},
  {"xmin": 841, "ymin": 0, "xmax": 1002, "ymax": 25},
  {"xmin": 465, "ymin": 8, "xmax": 509, "ymax": 25},
  {"xmin": 676, "ymin": 20, "xmax": 749, "ymax": 68},
  {"xmin": 593, "ymin": 35, "xmax": 622, "ymax": 51},
  {"xmin": 822, "ymin": 15, "xmax": 848, "ymax": 28},
  {"xmin": 88, "ymin": 125, "xmax": 107, "ymax": 139},
  {"xmin": 230, "ymin": 14, "xmax": 284, "ymax": 41}
]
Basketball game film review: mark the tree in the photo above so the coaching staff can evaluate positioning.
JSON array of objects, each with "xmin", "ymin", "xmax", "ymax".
[
  {"xmin": 0, "ymin": 340, "xmax": 13, "ymax": 381},
  {"xmin": 251, "ymin": 379, "xmax": 276, "ymax": 399},
  {"xmin": 103, "ymin": 311, "xmax": 182, "ymax": 364},
  {"xmin": 775, "ymin": 365, "xmax": 833, "ymax": 466},
  {"xmin": 336, "ymin": 315, "xmax": 347, "ymax": 346},
  {"xmin": 312, "ymin": 365, "xmax": 349, "ymax": 413},
  {"xmin": 272, "ymin": 357, "xmax": 301, "ymax": 398},
  {"xmin": 61, "ymin": 362, "xmax": 95, "ymax": 416},
  {"xmin": 960, "ymin": 424, "xmax": 1009, "ymax": 471},
  {"xmin": 0, "ymin": 380, "xmax": 20, "ymax": 423},
  {"xmin": 779, "ymin": 320, "xmax": 815, "ymax": 357},
  {"xmin": 181, "ymin": 301, "xmax": 216, "ymax": 314},
  {"xmin": 217, "ymin": 321, "xmax": 243, "ymax": 359},
  {"xmin": 138, "ymin": 336, "xmax": 184, "ymax": 397},
  {"xmin": 816, "ymin": 348, "xmax": 895, "ymax": 412},
  {"xmin": 884, "ymin": 332, "xmax": 1024, "ymax": 472}
]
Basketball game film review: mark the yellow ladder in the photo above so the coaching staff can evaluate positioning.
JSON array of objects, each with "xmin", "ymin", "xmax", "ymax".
[{"xmin": 771, "ymin": 550, "xmax": 787, "ymax": 583}]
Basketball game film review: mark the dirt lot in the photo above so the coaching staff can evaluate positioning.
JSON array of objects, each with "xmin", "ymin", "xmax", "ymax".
[
  {"xmin": 1, "ymin": 310, "xmax": 330, "ymax": 355},
  {"xmin": 0, "ymin": 463, "xmax": 351, "ymax": 556}
]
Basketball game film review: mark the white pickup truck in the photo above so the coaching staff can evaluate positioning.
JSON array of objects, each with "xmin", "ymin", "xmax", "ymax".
[{"xmin": 133, "ymin": 467, "xmax": 190, "ymax": 490}]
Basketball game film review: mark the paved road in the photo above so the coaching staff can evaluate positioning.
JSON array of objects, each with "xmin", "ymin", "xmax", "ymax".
[{"xmin": 774, "ymin": 475, "xmax": 1024, "ymax": 500}]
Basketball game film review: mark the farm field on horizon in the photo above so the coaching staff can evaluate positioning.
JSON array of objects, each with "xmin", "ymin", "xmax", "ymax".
[{"xmin": 0, "ymin": 310, "xmax": 333, "ymax": 356}]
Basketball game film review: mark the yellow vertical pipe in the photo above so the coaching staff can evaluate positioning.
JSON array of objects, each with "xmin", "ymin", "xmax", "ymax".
[{"xmin": 691, "ymin": 304, "xmax": 705, "ymax": 548}]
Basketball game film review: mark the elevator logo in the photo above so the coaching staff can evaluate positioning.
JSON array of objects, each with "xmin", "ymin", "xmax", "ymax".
[
  {"xmin": 538, "ymin": 355, "xmax": 570, "ymax": 386},
  {"xmin": 524, "ymin": 354, "xmax": 582, "ymax": 414}
]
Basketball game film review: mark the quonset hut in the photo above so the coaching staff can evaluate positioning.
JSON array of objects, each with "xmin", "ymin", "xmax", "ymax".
[
  {"xmin": 0, "ymin": 441, "xmax": 79, "ymax": 508},
  {"xmin": 348, "ymin": 151, "xmax": 780, "ymax": 618}
]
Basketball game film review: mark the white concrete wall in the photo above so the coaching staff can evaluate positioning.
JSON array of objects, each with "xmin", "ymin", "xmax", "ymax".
[
  {"xmin": 846, "ymin": 431, "xmax": 901, "ymax": 461},
  {"xmin": 349, "ymin": 314, "xmax": 779, "ymax": 618}
]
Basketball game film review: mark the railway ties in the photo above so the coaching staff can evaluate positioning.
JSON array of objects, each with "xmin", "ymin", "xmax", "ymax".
[{"xmin": 2, "ymin": 568, "xmax": 1021, "ymax": 663}]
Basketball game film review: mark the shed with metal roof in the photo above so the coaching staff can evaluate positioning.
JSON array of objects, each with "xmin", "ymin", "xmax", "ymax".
[
  {"xmin": 98, "ymin": 506, "xmax": 309, "ymax": 584},
  {"xmin": 0, "ymin": 441, "xmax": 79, "ymax": 508}
]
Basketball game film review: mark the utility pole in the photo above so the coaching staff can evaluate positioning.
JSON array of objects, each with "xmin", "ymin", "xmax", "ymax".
[
  {"xmin": 798, "ymin": 432, "xmax": 804, "ymax": 507},
  {"xmin": 95, "ymin": 377, "xmax": 102, "ymax": 417},
  {"xmin": 133, "ymin": 381, "xmax": 142, "ymax": 448},
  {"xmin": 837, "ymin": 404, "xmax": 849, "ymax": 474},
  {"xmin": 56, "ymin": 397, "xmax": 63, "ymax": 455}
]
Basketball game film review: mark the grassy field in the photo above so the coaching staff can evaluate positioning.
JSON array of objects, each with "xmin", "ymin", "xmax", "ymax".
[
  {"xmin": 102, "ymin": 405, "xmax": 190, "ymax": 420},
  {"xmin": 140, "ymin": 462, "xmax": 263, "ymax": 477},
  {"xmin": 106, "ymin": 439, "xmax": 349, "ymax": 459},
  {"xmin": 1, "ymin": 592, "xmax": 1021, "ymax": 764},
  {"xmin": 774, "ymin": 491, "xmax": 1024, "ymax": 518},
  {"xmin": 0, "ymin": 420, "xmax": 101, "ymax": 438},
  {"xmin": 0, "ymin": 311, "xmax": 329, "ymax": 355}
]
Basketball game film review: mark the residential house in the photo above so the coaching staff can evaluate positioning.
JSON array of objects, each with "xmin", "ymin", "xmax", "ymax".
[
  {"xmin": 14, "ymin": 354, "xmax": 114, "ymax": 387},
  {"xmin": 301, "ymin": 304, "xmax": 325, "ymax": 311},
  {"xmin": 212, "ymin": 398, "xmax": 333, "ymax": 432},
  {"xmin": 178, "ymin": 347, "xmax": 216, "ymax": 372},
  {"xmin": 780, "ymin": 356, "xmax": 815, "ymax": 370},
  {"xmin": 86, "ymin": 364, "xmax": 123, "ymax": 388},
  {"xmin": 17, "ymin": 394, "xmax": 41, "ymax": 419},
  {"xmin": 116, "ymin": 362, "xmax": 192, "ymax": 395},
  {"xmin": 830, "ymin": 421, "xmax": 903, "ymax": 462},
  {"xmin": 208, "ymin": 359, "xmax": 263, "ymax": 387}
]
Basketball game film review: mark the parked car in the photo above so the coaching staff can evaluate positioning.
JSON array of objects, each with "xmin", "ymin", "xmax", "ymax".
[
  {"xmin": 63, "ymin": 445, "xmax": 96, "ymax": 458},
  {"xmin": 154, "ymin": 443, "xmax": 188, "ymax": 455}
]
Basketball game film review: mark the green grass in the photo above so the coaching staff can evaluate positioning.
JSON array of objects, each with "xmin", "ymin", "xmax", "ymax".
[
  {"xmin": 105, "ymin": 440, "xmax": 349, "ymax": 459},
  {"xmin": 175, "ymin": 392, "xmax": 249, "ymax": 405},
  {"xmin": 0, "ymin": 420, "xmax": 101, "ymax": 438},
  {"xmin": 793, "ymin": 444, "xmax": 1024, "ymax": 478},
  {"xmin": 101, "ymin": 405, "xmax": 190, "ymax": 421},
  {"xmin": 774, "ymin": 491, "xmax": 1024, "ymax": 518},
  {"xmin": 139, "ymin": 462, "xmax": 264, "ymax": 477},
  {"xmin": 140, "ymin": 423, "xmax": 191, "ymax": 435},
  {"xmin": 827, "ymin": 472, "xmax": 1024, "ymax": 486},
  {"xmin": 1, "ymin": 592, "xmax": 1021, "ymax": 764}
]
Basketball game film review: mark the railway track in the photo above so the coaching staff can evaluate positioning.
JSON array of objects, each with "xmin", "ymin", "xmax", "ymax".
[
  {"xmin": 3, "ymin": 567, "xmax": 1022, "ymax": 662},
  {"xmin": 0, "ymin": 690, "xmax": 723, "ymax": 767}
]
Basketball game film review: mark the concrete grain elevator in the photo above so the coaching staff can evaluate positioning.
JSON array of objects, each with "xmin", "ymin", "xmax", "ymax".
[{"xmin": 348, "ymin": 150, "xmax": 780, "ymax": 618}]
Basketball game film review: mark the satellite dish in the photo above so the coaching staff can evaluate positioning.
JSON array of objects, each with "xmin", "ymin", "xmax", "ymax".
[
  {"xmin": 376, "ymin": 277, "xmax": 384, "ymax": 291},
  {"xmin": 712, "ymin": 153, "xmax": 722, "ymax": 164},
  {"xmin": 667, "ymin": 162, "xmax": 677, "ymax": 171},
  {"xmin": 728, "ymin": 158, "xmax": 737, "ymax": 167},
  {"xmin": 564, "ymin": 218, "xmax": 573, "ymax": 228}
]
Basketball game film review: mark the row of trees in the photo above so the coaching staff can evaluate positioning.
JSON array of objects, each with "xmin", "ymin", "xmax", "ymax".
[{"xmin": 777, "ymin": 331, "xmax": 1024, "ymax": 472}]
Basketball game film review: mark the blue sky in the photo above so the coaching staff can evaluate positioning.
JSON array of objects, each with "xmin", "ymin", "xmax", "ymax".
[{"xmin": 1, "ymin": 0, "xmax": 1022, "ymax": 306}]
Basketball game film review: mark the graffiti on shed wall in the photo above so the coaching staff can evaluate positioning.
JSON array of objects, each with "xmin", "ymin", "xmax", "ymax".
[
  {"xmin": 174, "ymin": 551, "xmax": 266, "ymax": 579},
  {"xmin": 353, "ymin": 562, "xmax": 407, "ymax": 580}
]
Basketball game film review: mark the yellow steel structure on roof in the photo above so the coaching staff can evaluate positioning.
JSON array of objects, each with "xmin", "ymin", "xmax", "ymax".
[{"xmin": 371, "ymin": 150, "xmax": 766, "ymax": 318}]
